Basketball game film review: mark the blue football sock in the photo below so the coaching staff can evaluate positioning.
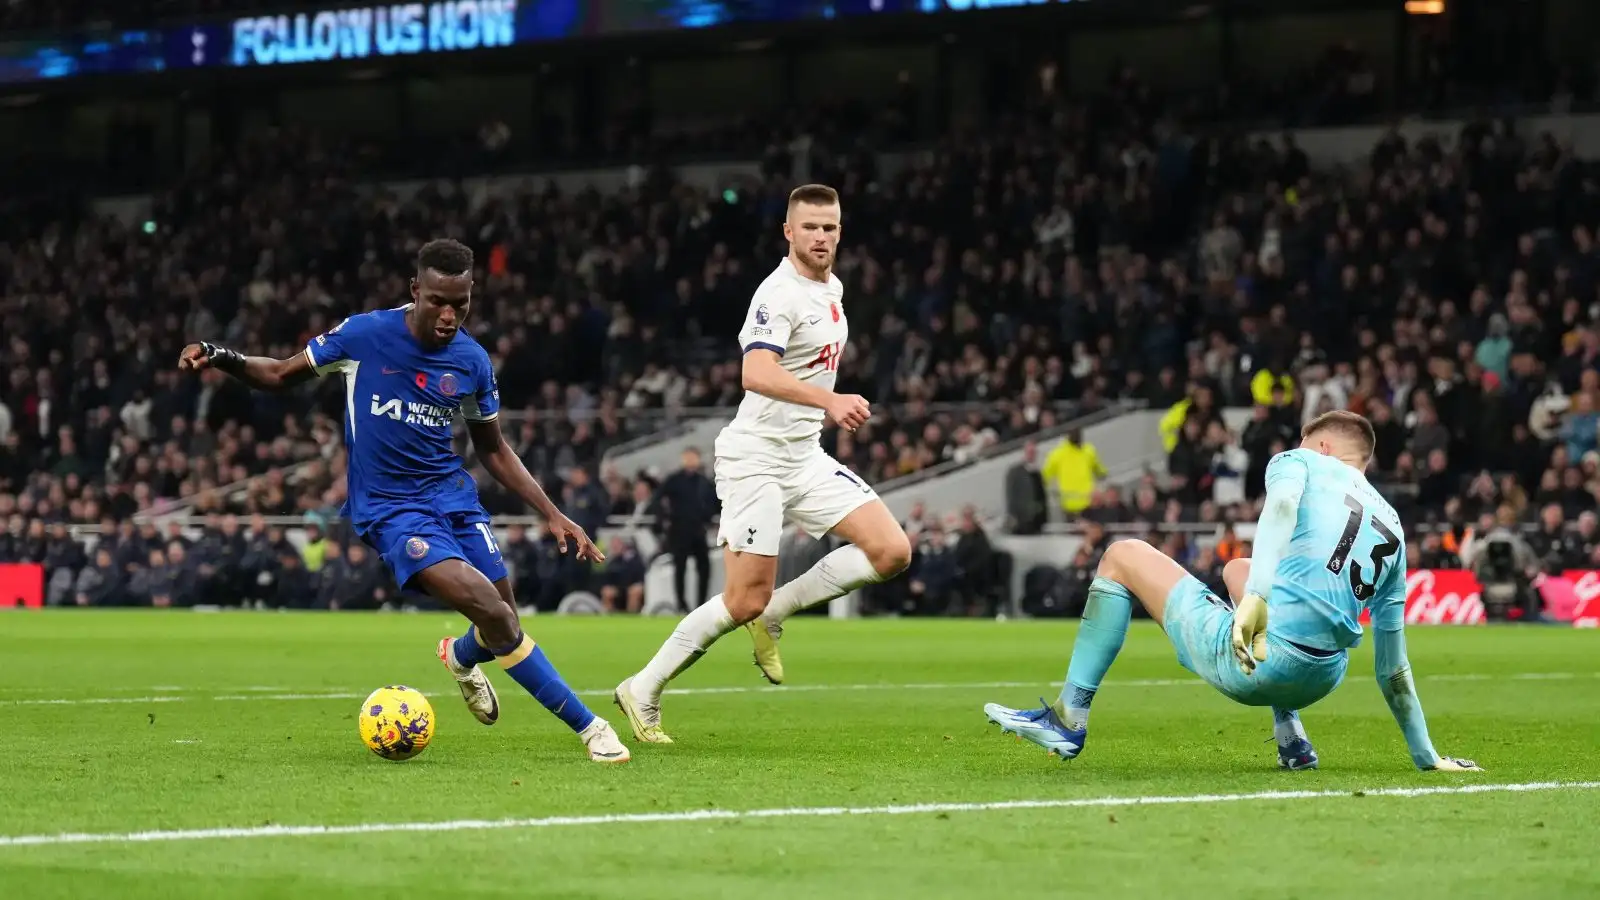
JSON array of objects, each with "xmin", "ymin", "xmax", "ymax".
[
  {"xmin": 451, "ymin": 626, "xmax": 496, "ymax": 668},
  {"xmin": 1059, "ymin": 577, "xmax": 1134, "ymax": 727},
  {"xmin": 492, "ymin": 633, "xmax": 596, "ymax": 733}
]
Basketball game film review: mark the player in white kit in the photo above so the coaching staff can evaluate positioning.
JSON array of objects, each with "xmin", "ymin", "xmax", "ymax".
[{"xmin": 614, "ymin": 184, "xmax": 912, "ymax": 744}]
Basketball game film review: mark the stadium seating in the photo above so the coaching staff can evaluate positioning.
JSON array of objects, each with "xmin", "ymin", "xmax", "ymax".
[{"xmin": 3, "ymin": 62, "xmax": 1598, "ymax": 614}]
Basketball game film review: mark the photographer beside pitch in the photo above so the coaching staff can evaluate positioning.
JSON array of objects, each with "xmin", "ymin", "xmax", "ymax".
[{"xmin": 986, "ymin": 410, "xmax": 1483, "ymax": 773}]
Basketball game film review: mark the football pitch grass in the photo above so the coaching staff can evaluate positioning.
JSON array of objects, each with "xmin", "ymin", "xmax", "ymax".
[{"xmin": 3, "ymin": 612, "xmax": 1599, "ymax": 899}]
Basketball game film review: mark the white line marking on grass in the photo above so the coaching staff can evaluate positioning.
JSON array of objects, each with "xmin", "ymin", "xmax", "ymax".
[
  {"xmin": 0, "ymin": 686, "xmax": 189, "ymax": 695},
  {"xmin": 5, "ymin": 696, "xmax": 191, "ymax": 707},
  {"xmin": 2, "ymin": 781, "xmax": 1594, "ymax": 848},
  {"xmin": 0, "ymin": 682, "xmax": 1073, "ymax": 706},
  {"xmin": 659, "ymin": 679, "xmax": 1074, "ymax": 696},
  {"xmin": 6, "ymin": 672, "xmax": 1599, "ymax": 707},
  {"xmin": 1430, "ymin": 673, "xmax": 1588, "ymax": 682},
  {"xmin": 209, "ymin": 693, "xmax": 365, "ymax": 702}
]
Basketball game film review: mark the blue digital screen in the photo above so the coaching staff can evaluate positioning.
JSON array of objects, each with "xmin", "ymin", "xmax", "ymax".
[
  {"xmin": 227, "ymin": 1, "xmax": 537, "ymax": 67},
  {"xmin": 0, "ymin": 30, "xmax": 166, "ymax": 84},
  {"xmin": 0, "ymin": 0, "xmax": 1088, "ymax": 84},
  {"xmin": 594, "ymin": 0, "xmax": 922, "ymax": 34},
  {"xmin": 218, "ymin": 1, "xmax": 930, "ymax": 68},
  {"xmin": 164, "ymin": 22, "xmax": 232, "ymax": 69}
]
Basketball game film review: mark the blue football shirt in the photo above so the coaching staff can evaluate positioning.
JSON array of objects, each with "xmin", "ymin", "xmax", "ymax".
[
  {"xmin": 302, "ymin": 306, "xmax": 500, "ymax": 525},
  {"xmin": 1262, "ymin": 448, "xmax": 1409, "ymax": 652}
]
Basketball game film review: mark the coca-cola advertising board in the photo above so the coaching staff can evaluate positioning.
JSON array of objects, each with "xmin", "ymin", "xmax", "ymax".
[{"xmin": 1357, "ymin": 570, "xmax": 1600, "ymax": 626}]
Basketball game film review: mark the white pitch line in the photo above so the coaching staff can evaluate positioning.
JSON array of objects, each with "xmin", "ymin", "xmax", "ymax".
[
  {"xmin": 4, "ymin": 696, "xmax": 193, "ymax": 707},
  {"xmin": 4, "ymin": 672, "xmax": 1598, "ymax": 708},
  {"xmin": 0, "ymin": 680, "xmax": 1114, "ymax": 707},
  {"xmin": 1, "ymin": 780, "xmax": 1593, "ymax": 849}
]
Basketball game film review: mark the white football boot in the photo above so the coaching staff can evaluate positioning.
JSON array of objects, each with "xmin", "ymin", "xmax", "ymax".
[
  {"xmin": 745, "ymin": 616, "xmax": 785, "ymax": 685},
  {"xmin": 436, "ymin": 637, "xmax": 500, "ymax": 725},
  {"xmin": 612, "ymin": 676, "xmax": 674, "ymax": 743},
  {"xmin": 579, "ymin": 717, "xmax": 631, "ymax": 763}
]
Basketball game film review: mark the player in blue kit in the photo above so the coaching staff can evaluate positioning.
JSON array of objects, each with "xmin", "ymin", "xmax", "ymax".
[
  {"xmin": 178, "ymin": 239, "xmax": 630, "ymax": 763},
  {"xmin": 984, "ymin": 410, "xmax": 1482, "ymax": 772}
]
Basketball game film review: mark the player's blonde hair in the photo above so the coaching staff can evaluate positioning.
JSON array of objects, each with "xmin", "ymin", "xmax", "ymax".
[
  {"xmin": 787, "ymin": 184, "xmax": 840, "ymax": 212},
  {"xmin": 1302, "ymin": 410, "xmax": 1376, "ymax": 462}
]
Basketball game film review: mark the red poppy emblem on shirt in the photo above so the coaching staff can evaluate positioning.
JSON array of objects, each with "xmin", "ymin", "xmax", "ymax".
[
  {"xmin": 415, "ymin": 373, "xmax": 428, "ymax": 390},
  {"xmin": 831, "ymin": 303, "xmax": 840, "ymax": 322}
]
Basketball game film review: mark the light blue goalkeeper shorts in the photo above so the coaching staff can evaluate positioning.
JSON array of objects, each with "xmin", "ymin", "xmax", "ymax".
[{"xmin": 1163, "ymin": 573, "xmax": 1348, "ymax": 710}]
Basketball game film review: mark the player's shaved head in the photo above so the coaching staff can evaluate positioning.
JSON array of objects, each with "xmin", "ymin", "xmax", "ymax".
[{"xmin": 1301, "ymin": 410, "xmax": 1376, "ymax": 465}]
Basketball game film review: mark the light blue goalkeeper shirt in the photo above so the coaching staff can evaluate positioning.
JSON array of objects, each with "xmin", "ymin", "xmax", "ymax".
[{"xmin": 1244, "ymin": 448, "xmax": 1441, "ymax": 768}]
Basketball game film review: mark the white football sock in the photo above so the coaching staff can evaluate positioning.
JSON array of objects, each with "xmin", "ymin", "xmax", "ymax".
[
  {"xmin": 634, "ymin": 595, "xmax": 736, "ymax": 700},
  {"xmin": 1272, "ymin": 708, "xmax": 1308, "ymax": 746},
  {"xmin": 762, "ymin": 545, "xmax": 887, "ymax": 623}
]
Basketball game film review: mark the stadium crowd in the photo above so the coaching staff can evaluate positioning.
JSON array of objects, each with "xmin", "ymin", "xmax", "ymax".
[
  {"xmin": 5, "ymin": 58, "xmax": 1600, "ymax": 614},
  {"xmin": 998, "ymin": 114, "xmax": 1600, "ymax": 615}
]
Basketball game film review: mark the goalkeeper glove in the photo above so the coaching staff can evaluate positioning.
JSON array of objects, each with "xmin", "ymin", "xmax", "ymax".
[{"xmin": 1231, "ymin": 592, "xmax": 1269, "ymax": 675}]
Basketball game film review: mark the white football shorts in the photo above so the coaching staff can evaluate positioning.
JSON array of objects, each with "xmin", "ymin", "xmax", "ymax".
[{"xmin": 712, "ymin": 433, "xmax": 878, "ymax": 557}]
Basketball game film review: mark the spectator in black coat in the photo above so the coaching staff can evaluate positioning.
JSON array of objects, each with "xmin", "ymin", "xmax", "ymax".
[
  {"xmin": 652, "ymin": 448, "xmax": 718, "ymax": 611},
  {"xmin": 190, "ymin": 519, "xmax": 241, "ymax": 606},
  {"xmin": 498, "ymin": 524, "xmax": 541, "ymax": 597},
  {"xmin": 162, "ymin": 541, "xmax": 201, "ymax": 607},
  {"xmin": 1241, "ymin": 404, "xmax": 1295, "ymax": 500},
  {"xmin": 319, "ymin": 542, "xmax": 388, "ymax": 609},
  {"xmin": 952, "ymin": 506, "xmax": 998, "ymax": 616},
  {"xmin": 273, "ymin": 546, "xmax": 315, "ymax": 610},
  {"xmin": 0, "ymin": 515, "xmax": 21, "ymax": 562},
  {"xmin": 108, "ymin": 520, "xmax": 145, "ymax": 576},
  {"xmin": 74, "ymin": 547, "xmax": 123, "ymax": 606},
  {"xmin": 599, "ymin": 537, "xmax": 648, "ymax": 613},
  {"xmin": 906, "ymin": 524, "xmax": 957, "ymax": 615},
  {"xmin": 1529, "ymin": 503, "xmax": 1583, "ymax": 572},
  {"xmin": 1005, "ymin": 441, "xmax": 1048, "ymax": 535},
  {"xmin": 316, "ymin": 544, "xmax": 347, "ymax": 610},
  {"xmin": 531, "ymin": 524, "xmax": 589, "ymax": 612},
  {"xmin": 14, "ymin": 518, "xmax": 47, "ymax": 562},
  {"xmin": 43, "ymin": 522, "xmax": 85, "ymax": 605},
  {"xmin": 1416, "ymin": 448, "xmax": 1456, "ymax": 510},
  {"xmin": 561, "ymin": 466, "xmax": 610, "ymax": 540},
  {"xmin": 130, "ymin": 547, "xmax": 167, "ymax": 607}
]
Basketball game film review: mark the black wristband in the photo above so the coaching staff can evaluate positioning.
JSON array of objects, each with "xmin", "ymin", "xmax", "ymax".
[{"xmin": 200, "ymin": 341, "xmax": 246, "ymax": 375}]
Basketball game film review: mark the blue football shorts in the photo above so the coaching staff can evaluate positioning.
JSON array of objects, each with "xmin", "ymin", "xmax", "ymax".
[
  {"xmin": 1162, "ymin": 572, "xmax": 1348, "ymax": 710},
  {"xmin": 356, "ymin": 501, "xmax": 507, "ymax": 591}
]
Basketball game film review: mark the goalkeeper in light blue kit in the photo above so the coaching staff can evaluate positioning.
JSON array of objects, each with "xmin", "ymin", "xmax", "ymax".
[{"xmin": 985, "ymin": 411, "xmax": 1482, "ymax": 772}]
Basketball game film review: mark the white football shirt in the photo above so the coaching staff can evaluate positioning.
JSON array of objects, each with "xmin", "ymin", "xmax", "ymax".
[{"xmin": 722, "ymin": 256, "xmax": 848, "ymax": 445}]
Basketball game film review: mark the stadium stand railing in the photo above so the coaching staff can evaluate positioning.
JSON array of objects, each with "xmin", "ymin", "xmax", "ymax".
[
  {"xmin": 879, "ymin": 401, "xmax": 1145, "ymax": 520},
  {"xmin": 144, "ymin": 456, "xmax": 333, "ymax": 517}
]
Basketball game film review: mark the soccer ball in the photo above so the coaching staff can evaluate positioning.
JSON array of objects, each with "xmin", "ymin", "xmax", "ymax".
[{"xmin": 358, "ymin": 685, "xmax": 435, "ymax": 761}]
